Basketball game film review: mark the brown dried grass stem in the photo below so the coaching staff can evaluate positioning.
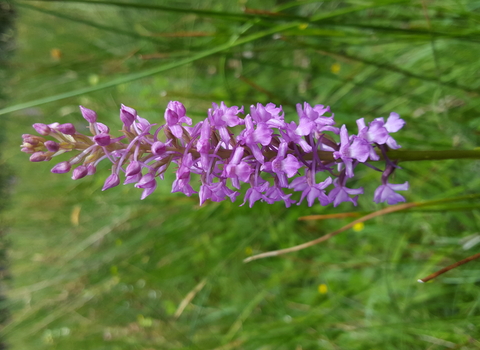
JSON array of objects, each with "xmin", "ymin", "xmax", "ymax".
[
  {"xmin": 418, "ymin": 252, "xmax": 480, "ymax": 283},
  {"xmin": 244, "ymin": 202, "xmax": 418, "ymax": 263}
]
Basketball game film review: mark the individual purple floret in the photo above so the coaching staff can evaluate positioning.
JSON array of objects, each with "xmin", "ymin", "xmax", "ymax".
[
  {"xmin": 21, "ymin": 100, "xmax": 407, "ymax": 207},
  {"xmin": 374, "ymin": 182, "xmax": 409, "ymax": 205},
  {"xmin": 373, "ymin": 163, "xmax": 409, "ymax": 205}
]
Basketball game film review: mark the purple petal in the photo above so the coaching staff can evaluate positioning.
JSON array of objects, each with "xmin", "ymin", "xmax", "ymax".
[
  {"xmin": 93, "ymin": 133, "xmax": 111, "ymax": 146},
  {"xmin": 120, "ymin": 104, "xmax": 136, "ymax": 128},
  {"xmin": 32, "ymin": 123, "xmax": 51, "ymax": 136},
  {"xmin": 102, "ymin": 174, "xmax": 120, "ymax": 191},
  {"xmin": 282, "ymin": 154, "xmax": 302, "ymax": 178},
  {"xmin": 79, "ymin": 106, "xmax": 97, "ymax": 123},
  {"xmin": 44, "ymin": 141, "xmax": 59, "ymax": 153},
  {"xmin": 384, "ymin": 112, "xmax": 405, "ymax": 133},
  {"xmin": 51, "ymin": 161, "xmax": 71, "ymax": 174},
  {"xmin": 72, "ymin": 165, "xmax": 88, "ymax": 180}
]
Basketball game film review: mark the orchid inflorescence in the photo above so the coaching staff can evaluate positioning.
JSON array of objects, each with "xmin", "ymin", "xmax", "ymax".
[{"xmin": 21, "ymin": 101, "xmax": 408, "ymax": 207}]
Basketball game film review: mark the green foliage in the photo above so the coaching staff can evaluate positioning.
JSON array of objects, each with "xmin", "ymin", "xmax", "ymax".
[{"xmin": 4, "ymin": 0, "xmax": 480, "ymax": 349}]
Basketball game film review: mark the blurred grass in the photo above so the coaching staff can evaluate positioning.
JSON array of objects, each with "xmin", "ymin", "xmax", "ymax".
[{"xmin": 3, "ymin": 0, "xmax": 480, "ymax": 349}]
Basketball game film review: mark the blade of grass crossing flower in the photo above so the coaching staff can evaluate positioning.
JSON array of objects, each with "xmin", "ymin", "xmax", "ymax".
[
  {"xmin": 17, "ymin": 3, "xmax": 169, "ymax": 45},
  {"xmin": 1, "ymin": 2, "xmax": 391, "ymax": 116},
  {"xmin": 283, "ymin": 40, "xmax": 480, "ymax": 95},
  {"xmin": 299, "ymin": 201, "xmax": 480, "ymax": 221},
  {"xmin": 26, "ymin": 0, "xmax": 306, "ymax": 22},
  {"xmin": 0, "ymin": 23, "xmax": 295, "ymax": 116},
  {"xmin": 418, "ymin": 252, "xmax": 480, "ymax": 283}
]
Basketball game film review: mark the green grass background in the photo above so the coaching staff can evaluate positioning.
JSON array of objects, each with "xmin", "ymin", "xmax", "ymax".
[{"xmin": 3, "ymin": 0, "xmax": 480, "ymax": 349}]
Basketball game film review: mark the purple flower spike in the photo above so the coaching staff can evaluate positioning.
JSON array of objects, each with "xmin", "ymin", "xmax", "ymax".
[
  {"xmin": 51, "ymin": 161, "xmax": 71, "ymax": 174},
  {"xmin": 33, "ymin": 123, "xmax": 51, "ymax": 136},
  {"xmin": 23, "ymin": 100, "xmax": 408, "ymax": 206},
  {"xmin": 72, "ymin": 165, "xmax": 88, "ymax": 180},
  {"xmin": 120, "ymin": 104, "xmax": 137, "ymax": 128},
  {"xmin": 79, "ymin": 106, "xmax": 97, "ymax": 123},
  {"xmin": 57, "ymin": 123, "xmax": 76, "ymax": 135},
  {"xmin": 102, "ymin": 173, "xmax": 120, "ymax": 191},
  {"xmin": 374, "ymin": 181, "xmax": 409, "ymax": 205}
]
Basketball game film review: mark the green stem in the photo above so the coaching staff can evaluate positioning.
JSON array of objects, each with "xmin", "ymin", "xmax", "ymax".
[
  {"xmin": 382, "ymin": 149, "xmax": 480, "ymax": 161},
  {"xmin": 164, "ymin": 148, "xmax": 480, "ymax": 163}
]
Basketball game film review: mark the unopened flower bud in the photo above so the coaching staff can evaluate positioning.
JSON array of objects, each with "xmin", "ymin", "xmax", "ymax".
[
  {"xmin": 167, "ymin": 101, "xmax": 186, "ymax": 118},
  {"xmin": 79, "ymin": 105, "xmax": 97, "ymax": 123},
  {"xmin": 120, "ymin": 104, "xmax": 136, "ymax": 128},
  {"xmin": 30, "ymin": 152, "xmax": 49, "ymax": 162},
  {"xmin": 151, "ymin": 141, "xmax": 166, "ymax": 155},
  {"xmin": 51, "ymin": 161, "xmax": 71, "ymax": 174},
  {"xmin": 87, "ymin": 164, "xmax": 97, "ymax": 175},
  {"xmin": 93, "ymin": 133, "xmax": 111, "ymax": 146},
  {"xmin": 97, "ymin": 122, "xmax": 109, "ymax": 134},
  {"xmin": 72, "ymin": 165, "xmax": 88, "ymax": 180},
  {"xmin": 33, "ymin": 123, "xmax": 51, "ymax": 136},
  {"xmin": 44, "ymin": 141, "xmax": 60, "ymax": 153},
  {"xmin": 135, "ymin": 173, "xmax": 156, "ymax": 189},
  {"xmin": 102, "ymin": 173, "xmax": 120, "ymax": 191},
  {"xmin": 57, "ymin": 123, "xmax": 76, "ymax": 135},
  {"xmin": 22, "ymin": 134, "xmax": 45, "ymax": 145},
  {"xmin": 164, "ymin": 109, "xmax": 179, "ymax": 125},
  {"xmin": 125, "ymin": 161, "xmax": 142, "ymax": 176}
]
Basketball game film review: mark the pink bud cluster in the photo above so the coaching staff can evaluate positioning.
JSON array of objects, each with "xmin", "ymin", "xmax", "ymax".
[{"xmin": 21, "ymin": 101, "xmax": 408, "ymax": 207}]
